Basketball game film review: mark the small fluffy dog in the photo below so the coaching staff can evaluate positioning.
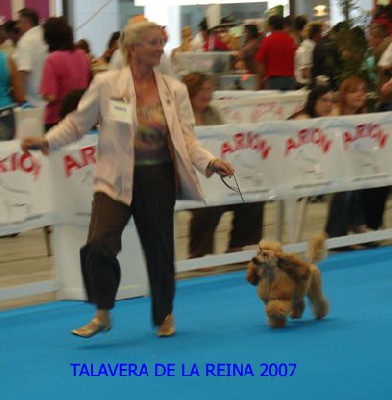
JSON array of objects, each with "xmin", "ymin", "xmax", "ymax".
[{"xmin": 246, "ymin": 234, "xmax": 329, "ymax": 328}]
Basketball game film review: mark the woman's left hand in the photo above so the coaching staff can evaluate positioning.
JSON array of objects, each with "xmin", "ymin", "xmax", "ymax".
[{"xmin": 206, "ymin": 158, "xmax": 235, "ymax": 177}]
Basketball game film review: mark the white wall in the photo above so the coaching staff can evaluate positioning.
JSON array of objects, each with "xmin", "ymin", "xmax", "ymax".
[{"xmin": 72, "ymin": 0, "xmax": 120, "ymax": 58}]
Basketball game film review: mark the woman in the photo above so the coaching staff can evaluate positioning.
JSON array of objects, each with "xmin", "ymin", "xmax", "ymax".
[
  {"xmin": 40, "ymin": 17, "xmax": 91, "ymax": 130},
  {"xmin": 233, "ymin": 24, "xmax": 261, "ymax": 74},
  {"xmin": 183, "ymin": 72, "xmax": 264, "ymax": 259},
  {"xmin": 325, "ymin": 76, "xmax": 373, "ymax": 239},
  {"xmin": 288, "ymin": 84, "xmax": 335, "ymax": 120},
  {"xmin": 21, "ymin": 22, "xmax": 233, "ymax": 338},
  {"xmin": 0, "ymin": 49, "xmax": 25, "ymax": 140}
]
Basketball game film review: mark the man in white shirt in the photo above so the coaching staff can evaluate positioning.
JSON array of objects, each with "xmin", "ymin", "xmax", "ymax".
[
  {"xmin": 295, "ymin": 23, "xmax": 323, "ymax": 87},
  {"xmin": 13, "ymin": 8, "xmax": 48, "ymax": 107}
]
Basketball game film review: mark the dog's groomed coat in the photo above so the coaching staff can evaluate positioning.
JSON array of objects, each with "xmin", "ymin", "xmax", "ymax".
[{"xmin": 246, "ymin": 234, "xmax": 329, "ymax": 328}]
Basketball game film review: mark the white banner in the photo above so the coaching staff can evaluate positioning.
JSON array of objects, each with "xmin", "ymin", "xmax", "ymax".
[
  {"xmin": 0, "ymin": 141, "xmax": 52, "ymax": 233},
  {"xmin": 211, "ymin": 91, "xmax": 306, "ymax": 123},
  {"xmin": 1, "ymin": 112, "xmax": 392, "ymax": 234}
]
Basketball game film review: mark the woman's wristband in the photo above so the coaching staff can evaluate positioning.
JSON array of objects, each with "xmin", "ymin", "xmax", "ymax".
[{"xmin": 207, "ymin": 158, "xmax": 219, "ymax": 171}]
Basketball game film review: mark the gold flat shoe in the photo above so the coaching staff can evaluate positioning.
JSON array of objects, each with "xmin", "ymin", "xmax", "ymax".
[
  {"xmin": 157, "ymin": 314, "xmax": 175, "ymax": 337},
  {"xmin": 71, "ymin": 318, "xmax": 112, "ymax": 338}
]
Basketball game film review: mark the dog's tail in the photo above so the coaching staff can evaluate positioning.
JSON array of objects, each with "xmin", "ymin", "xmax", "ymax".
[{"xmin": 306, "ymin": 233, "xmax": 328, "ymax": 263}]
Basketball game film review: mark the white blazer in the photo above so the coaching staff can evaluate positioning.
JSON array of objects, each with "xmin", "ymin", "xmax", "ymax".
[{"xmin": 45, "ymin": 67, "xmax": 215, "ymax": 205}]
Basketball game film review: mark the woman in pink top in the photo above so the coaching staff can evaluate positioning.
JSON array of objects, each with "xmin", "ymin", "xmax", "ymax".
[{"xmin": 40, "ymin": 17, "xmax": 91, "ymax": 130}]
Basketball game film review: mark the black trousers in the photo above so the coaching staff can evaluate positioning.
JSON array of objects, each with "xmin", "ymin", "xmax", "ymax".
[
  {"xmin": 80, "ymin": 163, "xmax": 175, "ymax": 326},
  {"xmin": 361, "ymin": 186, "xmax": 391, "ymax": 230},
  {"xmin": 189, "ymin": 202, "xmax": 264, "ymax": 257},
  {"xmin": 325, "ymin": 190, "xmax": 367, "ymax": 237}
]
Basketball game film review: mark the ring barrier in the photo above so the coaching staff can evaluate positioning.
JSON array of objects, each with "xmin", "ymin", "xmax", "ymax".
[{"xmin": 2, "ymin": 98, "xmax": 392, "ymax": 302}]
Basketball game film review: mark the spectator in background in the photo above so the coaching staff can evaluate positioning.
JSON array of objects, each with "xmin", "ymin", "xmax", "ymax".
[
  {"xmin": 233, "ymin": 24, "xmax": 261, "ymax": 74},
  {"xmin": 325, "ymin": 76, "xmax": 377, "ymax": 243},
  {"xmin": 2, "ymin": 20, "xmax": 22, "ymax": 47},
  {"xmin": 75, "ymin": 38, "xmax": 94, "ymax": 63},
  {"xmin": 255, "ymin": 15, "xmax": 296, "ymax": 90},
  {"xmin": 0, "ymin": 21, "xmax": 21, "ymax": 55},
  {"xmin": 295, "ymin": 23, "xmax": 323, "ymax": 88},
  {"xmin": 13, "ymin": 7, "xmax": 48, "ymax": 107},
  {"xmin": 288, "ymin": 83, "xmax": 334, "ymax": 120},
  {"xmin": 40, "ymin": 17, "xmax": 91, "ymax": 130},
  {"xmin": 182, "ymin": 72, "xmax": 264, "ymax": 260},
  {"xmin": 92, "ymin": 31, "xmax": 120, "ymax": 72},
  {"xmin": 0, "ymin": 49, "xmax": 25, "ymax": 140},
  {"xmin": 191, "ymin": 18, "xmax": 208, "ymax": 52},
  {"xmin": 311, "ymin": 22, "xmax": 344, "ymax": 91},
  {"xmin": 292, "ymin": 15, "xmax": 308, "ymax": 45},
  {"xmin": 203, "ymin": 17, "xmax": 238, "ymax": 52},
  {"xmin": 100, "ymin": 31, "xmax": 121, "ymax": 64},
  {"xmin": 375, "ymin": 23, "xmax": 392, "ymax": 112}
]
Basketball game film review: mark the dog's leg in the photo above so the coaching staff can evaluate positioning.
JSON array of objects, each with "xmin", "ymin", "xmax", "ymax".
[
  {"xmin": 265, "ymin": 300, "xmax": 291, "ymax": 328},
  {"xmin": 307, "ymin": 264, "xmax": 329, "ymax": 319},
  {"xmin": 290, "ymin": 299, "xmax": 305, "ymax": 319}
]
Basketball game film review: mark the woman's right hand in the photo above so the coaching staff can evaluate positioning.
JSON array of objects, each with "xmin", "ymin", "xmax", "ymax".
[{"xmin": 21, "ymin": 137, "xmax": 49, "ymax": 156}]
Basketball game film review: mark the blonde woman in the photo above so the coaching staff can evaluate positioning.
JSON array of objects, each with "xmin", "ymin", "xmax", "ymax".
[{"xmin": 21, "ymin": 22, "xmax": 234, "ymax": 339}]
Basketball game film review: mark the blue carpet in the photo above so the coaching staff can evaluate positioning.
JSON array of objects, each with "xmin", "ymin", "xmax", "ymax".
[{"xmin": 1, "ymin": 247, "xmax": 392, "ymax": 399}]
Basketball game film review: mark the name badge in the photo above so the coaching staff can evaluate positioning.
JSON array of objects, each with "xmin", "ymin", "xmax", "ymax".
[{"xmin": 109, "ymin": 98, "xmax": 133, "ymax": 123}]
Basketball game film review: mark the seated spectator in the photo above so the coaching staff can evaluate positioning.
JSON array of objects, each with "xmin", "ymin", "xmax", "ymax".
[
  {"xmin": 182, "ymin": 72, "xmax": 264, "ymax": 259},
  {"xmin": 288, "ymin": 84, "xmax": 334, "ymax": 120}
]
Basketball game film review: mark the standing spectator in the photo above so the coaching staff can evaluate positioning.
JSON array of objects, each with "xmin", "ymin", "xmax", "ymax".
[
  {"xmin": 233, "ymin": 24, "xmax": 261, "ymax": 74},
  {"xmin": 292, "ymin": 15, "xmax": 308, "ymax": 45},
  {"xmin": 295, "ymin": 23, "xmax": 323, "ymax": 88},
  {"xmin": 182, "ymin": 72, "xmax": 264, "ymax": 259},
  {"xmin": 254, "ymin": 15, "xmax": 296, "ymax": 90},
  {"xmin": 311, "ymin": 22, "xmax": 344, "ymax": 90},
  {"xmin": 75, "ymin": 39, "xmax": 94, "ymax": 63},
  {"xmin": 93, "ymin": 31, "xmax": 120, "ymax": 71},
  {"xmin": 13, "ymin": 8, "xmax": 48, "ymax": 107},
  {"xmin": 0, "ymin": 21, "xmax": 21, "ymax": 55},
  {"xmin": 191, "ymin": 18, "xmax": 208, "ymax": 52},
  {"xmin": 0, "ymin": 49, "xmax": 25, "ymax": 140},
  {"xmin": 375, "ymin": 24, "xmax": 392, "ymax": 111},
  {"xmin": 2, "ymin": 20, "xmax": 22, "ymax": 48},
  {"xmin": 40, "ymin": 17, "xmax": 91, "ymax": 130},
  {"xmin": 100, "ymin": 31, "xmax": 120, "ymax": 64},
  {"xmin": 21, "ymin": 22, "xmax": 234, "ymax": 339},
  {"xmin": 325, "ymin": 77, "xmax": 375, "ymax": 241}
]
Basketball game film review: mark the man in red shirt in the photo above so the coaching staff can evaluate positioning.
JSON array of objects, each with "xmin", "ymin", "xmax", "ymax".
[{"xmin": 255, "ymin": 15, "xmax": 296, "ymax": 90}]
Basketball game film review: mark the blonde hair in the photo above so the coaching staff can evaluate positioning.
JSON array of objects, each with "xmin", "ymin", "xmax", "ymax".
[{"xmin": 120, "ymin": 21, "xmax": 161, "ymax": 65}]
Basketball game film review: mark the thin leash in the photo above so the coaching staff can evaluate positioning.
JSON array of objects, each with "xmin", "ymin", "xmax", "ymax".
[{"xmin": 220, "ymin": 173, "xmax": 245, "ymax": 203}]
